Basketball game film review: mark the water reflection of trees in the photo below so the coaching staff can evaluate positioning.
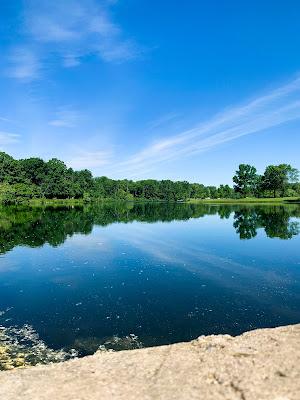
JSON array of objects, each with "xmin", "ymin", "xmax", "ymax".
[
  {"xmin": 233, "ymin": 206, "xmax": 300, "ymax": 240},
  {"xmin": 0, "ymin": 203, "xmax": 299, "ymax": 254}
]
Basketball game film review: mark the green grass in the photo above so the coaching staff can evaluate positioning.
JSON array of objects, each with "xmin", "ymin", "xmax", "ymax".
[
  {"xmin": 28, "ymin": 198, "xmax": 86, "ymax": 206},
  {"xmin": 2, "ymin": 197, "xmax": 300, "ymax": 208},
  {"xmin": 25, "ymin": 198, "xmax": 132, "ymax": 207},
  {"xmin": 188, "ymin": 197, "xmax": 300, "ymax": 204}
]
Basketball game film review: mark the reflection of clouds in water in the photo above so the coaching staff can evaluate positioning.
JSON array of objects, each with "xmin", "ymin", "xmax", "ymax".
[
  {"xmin": 106, "ymin": 221, "xmax": 296, "ymax": 283},
  {"xmin": 0, "ymin": 232, "xmax": 114, "ymax": 276},
  {"xmin": 0, "ymin": 257, "xmax": 20, "ymax": 273},
  {"xmin": 64, "ymin": 229, "xmax": 112, "ymax": 252},
  {"xmin": 104, "ymin": 222, "xmax": 300, "ymax": 319}
]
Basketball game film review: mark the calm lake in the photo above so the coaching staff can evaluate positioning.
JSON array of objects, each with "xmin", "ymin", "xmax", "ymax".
[{"xmin": 1, "ymin": 203, "xmax": 300, "ymax": 363}]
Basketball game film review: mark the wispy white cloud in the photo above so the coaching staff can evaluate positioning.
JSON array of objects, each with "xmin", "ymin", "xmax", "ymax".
[
  {"xmin": 67, "ymin": 150, "xmax": 113, "ymax": 170},
  {"xmin": 48, "ymin": 109, "xmax": 81, "ymax": 128},
  {"xmin": 97, "ymin": 40, "xmax": 138, "ymax": 63},
  {"xmin": 0, "ymin": 117, "xmax": 12, "ymax": 123},
  {"xmin": 7, "ymin": 47, "xmax": 41, "ymax": 81},
  {"xmin": 0, "ymin": 132, "xmax": 20, "ymax": 148},
  {"xmin": 146, "ymin": 112, "xmax": 181, "ymax": 132},
  {"xmin": 105, "ymin": 77, "xmax": 300, "ymax": 178},
  {"xmin": 62, "ymin": 55, "xmax": 81, "ymax": 68},
  {"xmin": 7, "ymin": 0, "xmax": 139, "ymax": 81}
]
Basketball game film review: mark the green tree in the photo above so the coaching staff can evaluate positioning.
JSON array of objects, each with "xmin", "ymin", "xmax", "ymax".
[
  {"xmin": 190, "ymin": 183, "xmax": 209, "ymax": 199},
  {"xmin": 233, "ymin": 164, "xmax": 258, "ymax": 197},
  {"xmin": 0, "ymin": 152, "xmax": 24, "ymax": 184},
  {"xmin": 0, "ymin": 151, "xmax": 298, "ymax": 204},
  {"xmin": 41, "ymin": 159, "xmax": 72, "ymax": 198},
  {"xmin": 0, "ymin": 182, "xmax": 40, "ymax": 205},
  {"xmin": 19, "ymin": 157, "xmax": 47, "ymax": 186},
  {"xmin": 218, "ymin": 184, "xmax": 234, "ymax": 199},
  {"xmin": 207, "ymin": 186, "xmax": 218, "ymax": 199},
  {"xmin": 72, "ymin": 169, "xmax": 94, "ymax": 198},
  {"xmin": 261, "ymin": 164, "xmax": 299, "ymax": 198}
]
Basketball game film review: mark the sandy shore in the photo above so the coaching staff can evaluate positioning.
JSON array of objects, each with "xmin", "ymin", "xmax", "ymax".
[{"xmin": 0, "ymin": 324, "xmax": 299, "ymax": 400}]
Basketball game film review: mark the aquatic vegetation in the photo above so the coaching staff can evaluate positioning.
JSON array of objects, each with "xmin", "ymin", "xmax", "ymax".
[
  {"xmin": 0, "ymin": 306, "xmax": 141, "ymax": 370},
  {"xmin": 0, "ymin": 323, "xmax": 77, "ymax": 371},
  {"xmin": 74, "ymin": 334, "xmax": 143, "ymax": 355},
  {"xmin": 98, "ymin": 334, "xmax": 143, "ymax": 352}
]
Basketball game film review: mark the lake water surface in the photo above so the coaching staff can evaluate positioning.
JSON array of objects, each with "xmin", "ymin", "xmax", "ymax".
[{"xmin": 1, "ymin": 203, "xmax": 300, "ymax": 364}]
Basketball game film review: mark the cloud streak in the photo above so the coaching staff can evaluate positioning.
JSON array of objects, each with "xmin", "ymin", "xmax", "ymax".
[
  {"xmin": 106, "ymin": 77, "xmax": 300, "ymax": 178},
  {"xmin": 0, "ymin": 117, "xmax": 14, "ymax": 123},
  {"xmin": 67, "ymin": 151, "xmax": 113, "ymax": 170},
  {"xmin": 0, "ymin": 132, "xmax": 20, "ymax": 148},
  {"xmin": 48, "ymin": 109, "xmax": 82, "ymax": 128},
  {"xmin": 7, "ymin": 0, "xmax": 138, "ymax": 81},
  {"xmin": 7, "ymin": 47, "xmax": 41, "ymax": 81}
]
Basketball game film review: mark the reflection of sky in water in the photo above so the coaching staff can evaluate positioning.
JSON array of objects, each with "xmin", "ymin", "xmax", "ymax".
[{"xmin": 0, "ymin": 208, "xmax": 300, "ymax": 356}]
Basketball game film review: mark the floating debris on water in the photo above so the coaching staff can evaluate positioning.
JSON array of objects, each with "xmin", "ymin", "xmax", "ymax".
[
  {"xmin": 73, "ymin": 334, "xmax": 143, "ymax": 355},
  {"xmin": 0, "ymin": 320, "xmax": 77, "ymax": 371},
  {"xmin": 99, "ymin": 334, "xmax": 143, "ymax": 352}
]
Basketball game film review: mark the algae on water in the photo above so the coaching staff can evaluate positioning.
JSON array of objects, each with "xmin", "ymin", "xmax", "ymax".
[
  {"xmin": 0, "ymin": 323, "xmax": 77, "ymax": 371},
  {"xmin": 73, "ymin": 333, "xmax": 143, "ymax": 355},
  {"xmin": 0, "ymin": 308, "xmax": 142, "ymax": 370}
]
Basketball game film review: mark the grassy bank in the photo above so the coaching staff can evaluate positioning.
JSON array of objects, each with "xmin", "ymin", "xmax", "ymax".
[
  {"xmin": 188, "ymin": 197, "xmax": 300, "ymax": 204},
  {"xmin": 1, "ymin": 196, "xmax": 300, "ymax": 208},
  {"xmin": 28, "ymin": 198, "xmax": 86, "ymax": 207},
  {"xmin": 26, "ymin": 198, "xmax": 168, "ymax": 207}
]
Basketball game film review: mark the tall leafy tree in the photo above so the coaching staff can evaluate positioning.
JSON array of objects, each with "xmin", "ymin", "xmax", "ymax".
[
  {"xmin": 19, "ymin": 157, "xmax": 47, "ymax": 186},
  {"xmin": 190, "ymin": 183, "xmax": 210, "ymax": 199},
  {"xmin": 233, "ymin": 164, "xmax": 258, "ymax": 197},
  {"xmin": 218, "ymin": 184, "xmax": 234, "ymax": 198},
  {"xmin": 261, "ymin": 164, "xmax": 299, "ymax": 197},
  {"xmin": 72, "ymin": 169, "xmax": 94, "ymax": 198},
  {"xmin": 0, "ymin": 152, "xmax": 24, "ymax": 184},
  {"xmin": 207, "ymin": 186, "xmax": 218, "ymax": 199},
  {"xmin": 41, "ymin": 159, "xmax": 72, "ymax": 198}
]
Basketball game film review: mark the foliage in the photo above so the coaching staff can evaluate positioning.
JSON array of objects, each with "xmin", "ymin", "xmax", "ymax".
[
  {"xmin": 233, "ymin": 164, "xmax": 258, "ymax": 197},
  {"xmin": 0, "ymin": 152, "xmax": 299, "ymax": 203},
  {"xmin": 0, "ymin": 182, "xmax": 41, "ymax": 205},
  {"xmin": 233, "ymin": 163, "xmax": 299, "ymax": 199},
  {"xmin": 260, "ymin": 164, "xmax": 298, "ymax": 197}
]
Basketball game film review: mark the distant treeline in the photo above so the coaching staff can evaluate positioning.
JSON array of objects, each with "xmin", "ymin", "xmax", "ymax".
[{"xmin": 0, "ymin": 152, "xmax": 299, "ymax": 204}]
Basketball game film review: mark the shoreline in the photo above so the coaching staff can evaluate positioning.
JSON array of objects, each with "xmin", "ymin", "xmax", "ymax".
[
  {"xmin": 0, "ymin": 196, "xmax": 299, "ymax": 208},
  {"xmin": 188, "ymin": 196, "xmax": 300, "ymax": 204},
  {"xmin": 1, "ymin": 323, "xmax": 299, "ymax": 399}
]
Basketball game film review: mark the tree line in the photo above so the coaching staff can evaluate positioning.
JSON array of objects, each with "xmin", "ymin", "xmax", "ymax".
[{"xmin": 0, "ymin": 151, "xmax": 299, "ymax": 204}]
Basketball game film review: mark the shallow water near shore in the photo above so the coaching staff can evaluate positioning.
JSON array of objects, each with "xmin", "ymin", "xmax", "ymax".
[{"xmin": 1, "ymin": 202, "xmax": 300, "ymax": 368}]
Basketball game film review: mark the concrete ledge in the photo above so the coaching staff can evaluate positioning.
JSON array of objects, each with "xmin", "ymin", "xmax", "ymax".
[{"xmin": 0, "ymin": 324, "xmax": 299, "ymax": 400}]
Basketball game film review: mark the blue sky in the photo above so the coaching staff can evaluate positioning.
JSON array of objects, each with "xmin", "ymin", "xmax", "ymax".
[{"xmin": 1, "ymin": 0, "xmax": 300, "ymax": 185}]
